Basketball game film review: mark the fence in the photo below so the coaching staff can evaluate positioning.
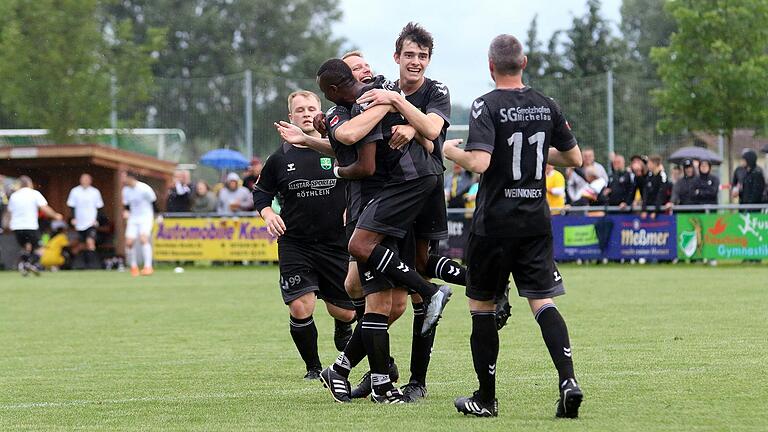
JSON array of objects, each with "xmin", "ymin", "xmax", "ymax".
[{"xmin": 2, "ymin": 69, "xmax": 751, "ymax": 173}]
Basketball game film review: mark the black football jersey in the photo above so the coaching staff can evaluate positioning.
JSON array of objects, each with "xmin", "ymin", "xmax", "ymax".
[
  {"xmin": 354, "ymin": 76, "xmax": 441, "ymax": 183},
  {"xmin": 254, "ymin": 142, "xmax": 346, "ymax": 245},
  {"xmin": 325, "ymin": 103, "xmax": 388, "ymax": 223},
  {"xmin": 466, "ymin": 87, "xmax": 577, "ymax": 237},
  {"xmin": 396, "ymin": 77, "xmax": 451, "ymax": 171}
]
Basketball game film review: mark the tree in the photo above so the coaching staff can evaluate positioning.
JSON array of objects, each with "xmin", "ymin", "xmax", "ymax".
[
  {"xmin": 108, "ymin": 0, "xmax": 347, "ymax": 160},
  {"xmin": 620, "ymin": 0, "xmax": 676, "ymax": 79},
  {"xmin": 651, "ymin": 0, "xmax": 768, "ymax": 171},
  {"xmin": 0, "ymin": 0, "xmax": 159, "ymax": 143}
]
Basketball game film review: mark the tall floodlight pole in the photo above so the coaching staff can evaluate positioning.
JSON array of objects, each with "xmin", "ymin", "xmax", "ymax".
[
  {"xmin": 244, "ymin": 69, "xmax": 254, "ymax": 160},
  {"xmin": 606, "ymin": 69, "xmax": 615, "ymax": 162}
]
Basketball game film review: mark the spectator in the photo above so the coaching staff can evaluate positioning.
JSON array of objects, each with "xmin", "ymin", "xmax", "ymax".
[
  {"xmin": 166, "ymin": 169, "xmax": 192, "ymax": 213},
  {"xmin": 642, "ymin": 155, "xmax": 673, "ymax": 217},
  {"xmin": 545, "ymin": 164, "xmax": 566, "ymax": 211},
  {"xmin": 192, "ymin": 181, "xmax": 217, "ymax": 213},
  {"xmin": 66, "ymin": 173, "xmax": 104, "ymax": 269},
  {"xmin": 730, "ymin": 148, "xmax": 750, "ymax": 202},
  {"xmin": 7, "ymin": 176, "xmax": 63, "ymax": 275},
  {"xmin": 604, "ymin": 154, "xmax": 634, "ymax": 210},
  {"xmin": 444, "ymin": 163, "xmax": 474, "ymax": 208},
  {"xmin": 243, "ymin": 158, "xmax": 263, "ymax": 192},
  {"xmin": 739, "ymin": 150, "xmax": 766, "ymax": 204},
  {"xmin": 0, "ymin": 174, "xmax": 8, "ymax": 232},
  {"xmin": 672, "ymin": 159, "xmax": 697, "ymax": 206},
  {"xmin": 629, "ymin": 154, "xmax": 649, "ymax": 208},
  {"xmin": 582, "ymin": 147, "xmax": 609, "ymax": 183},
  {"xmin": 40, "ymin": 220, "xmax": 70, "ymax": 270},
  {"xmin": 693, "ymin": 160, "xmax": 719, "ymax": 205},
  {"xmin": 216, "ymin": 173, "xmax": 253, "ymax": 215},
  {"xmin": 463, "ymin": 174, "xmax": 481, "ymax": 209}
]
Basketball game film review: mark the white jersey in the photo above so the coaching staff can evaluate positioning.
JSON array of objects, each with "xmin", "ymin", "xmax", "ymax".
[
  {"xmin": 67, "ymin": 185, "xmax": 104, "ymax": 231},
  {"xmin": 122, "ymin": 181, "xmax": 157, "ymax": 222},
  {"xmin": 8, "ymin": 187, "xmax": 48, "ymax": 231}
]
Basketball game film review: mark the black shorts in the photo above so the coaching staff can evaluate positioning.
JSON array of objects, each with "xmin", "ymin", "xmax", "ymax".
[
  {"xmin": 356, "ymin": 175, "xmax": 438, "ymax": 239},
  {"xmin": 78, "ymin": 227, "xmax": 98, "ymax": 243},
  {"xmin": 277, "ymin": 239, "xmax": 354, "ymax": 310},
  {"xmin": 14, "ymin": 230, "xmax": 40, "ymax": 249},
  {"xmin": 413, "ymin": 173, "xmax": 448, "ymax": 240},
  {"xmin": 465, "ymin": 233, "xmax": 565, "ymax": 301}
]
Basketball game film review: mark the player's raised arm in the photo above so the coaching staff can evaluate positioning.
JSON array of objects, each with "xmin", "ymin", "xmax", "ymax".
[
  {"xmin": 274, "ymin": 120, "xmax": 334, "ymax": 157},
  {"xmin": 444, "ymin": 139, "xmax": 491, "ymax": 174},
  {"xmin": 334, "ymin": 104, "xmax": 390, "ymax": 145},
  {"xmin": 548, "ymin": 146, "xmax": 582, "ymax": 168}
]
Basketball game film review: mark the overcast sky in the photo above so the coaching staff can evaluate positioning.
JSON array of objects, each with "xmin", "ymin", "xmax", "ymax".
[{"xmin": 334, "ymin": 0, "xmax": 622, "ymax": 105}]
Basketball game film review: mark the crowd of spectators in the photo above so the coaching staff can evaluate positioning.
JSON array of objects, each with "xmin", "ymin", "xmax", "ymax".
[{"xmin": 547, "ymin": 147, "xmax": 767, "ymax": 215}]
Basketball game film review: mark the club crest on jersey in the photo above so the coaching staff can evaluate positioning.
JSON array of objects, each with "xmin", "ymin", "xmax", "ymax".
[
  {"xmin": 329, "ymin": 115, "xmax": 340, "ymax": 128},
  {"xmin": 320, "ymin": 157, "xmax": 332, "ymax": 170},
  {"xmin": 287, "ymin": 163, "xmax": 296, "ymax": 172}
]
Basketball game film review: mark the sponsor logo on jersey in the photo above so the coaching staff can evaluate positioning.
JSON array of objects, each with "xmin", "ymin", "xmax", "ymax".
[
  {"xmin": 329, "ymin": 115, "xmax": 340, "ymax": 128},
  {"xmin": 320, "ymin": 157, "xmax": 332, "ymax": 170}
]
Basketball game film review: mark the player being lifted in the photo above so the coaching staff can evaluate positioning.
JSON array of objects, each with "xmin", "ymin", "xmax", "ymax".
[
  {"xmin": 444, "ymin": 35, "xmax": 584, "ymax": 418},
  {"xmin": 253, "ymin": 91, "xmax": 356, "ymax": 380}
]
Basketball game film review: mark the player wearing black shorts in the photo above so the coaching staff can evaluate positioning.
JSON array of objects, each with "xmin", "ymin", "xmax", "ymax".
[
  {"xmin": 444, "ymin": 35, "xmax": 584, "ymax": 418},
  {"xmin": 253, "ymin": 90, "xmax": 355, "ymax": 381}
]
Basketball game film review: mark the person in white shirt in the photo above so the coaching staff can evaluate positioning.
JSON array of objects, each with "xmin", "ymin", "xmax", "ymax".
[
  {"xmin": 67, "ymin": 173, "xmax": 104, "ymax": 269},
  {"xmin": 582, "ymin": 148, "xmax": 609, "ymax": 184},
  {"xmin": 121, "ymin": 172, "xmax": 160, "ymax": 276},
  {"xmin": 7, "ymin": 176, "xmax": 63, "ymax": 275}
]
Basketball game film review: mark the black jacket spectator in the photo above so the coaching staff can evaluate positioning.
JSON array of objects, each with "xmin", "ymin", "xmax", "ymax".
[
  {"xmin": 740, "ymin": 150, "xmax": 766, "ymax": 204},
  {"xmin": 643, "ymin": 171, "xmax": 672, "ymax": 213},
  {"xmin": 693, "ymin": 161, "xmax": 719, "ymax": 205},
  {"xmin": 166, "ymin": 183, "xmax": 192, "ymax": 213},
  {"xmin": 606, "ymin": 169, "xmax": 634, "ymax": 206},
  {"xmin": 673, "ymin": 161, "xmax": 697, "ymax": 205}
]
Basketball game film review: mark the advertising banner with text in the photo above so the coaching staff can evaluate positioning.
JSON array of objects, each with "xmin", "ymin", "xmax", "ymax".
[
  {"xmin": 152, "ymin": 217, "xmax": 278, "ymax": 261},
  {"xmin": 677, "ymin": 213, "xmax": 768, "ymax": 260}
]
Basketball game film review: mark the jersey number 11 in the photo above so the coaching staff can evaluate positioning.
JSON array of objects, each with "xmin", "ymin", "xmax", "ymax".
[{"xmin": 508, "ymin": 131, "xmax": 545, "ymax": 180}]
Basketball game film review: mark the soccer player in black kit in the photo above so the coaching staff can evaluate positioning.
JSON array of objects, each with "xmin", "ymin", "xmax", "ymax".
[
  {"xmin": 444, "ymin": 35, "xmax": 585, "ymax": 418},
  {"xmin": 253, "ymin": 90, "xmax": 355, "ymax": 381}
]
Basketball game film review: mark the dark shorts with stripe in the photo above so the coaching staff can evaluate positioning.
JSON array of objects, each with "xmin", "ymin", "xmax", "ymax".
[
  {"xmin": 356, "ymin": 175, "xmax": 439, "ymax": 239},
  {"xmin": 277, "ymin": 238, "xmax": 354, "ymax": 310},
  {"xmin": 465, "ymin": 233, "xmax": 565, "ymax": 301},
  {"xmin": 413, "ymin": 173, "xmax": 448, "ymax": 240}
]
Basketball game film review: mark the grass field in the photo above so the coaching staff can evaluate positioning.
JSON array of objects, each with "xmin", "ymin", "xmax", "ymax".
[{"xmin": 1, "ymin": 264, "xmax": 767, "ymax": 431}]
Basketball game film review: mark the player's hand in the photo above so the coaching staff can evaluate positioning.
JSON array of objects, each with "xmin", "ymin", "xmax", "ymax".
[
  {"xmin": 274, "ymin": 121, "xmax": 306, "ymax": 144},
  {"xmin": 54, "ymin": 213, "xmax": 63, "ymax": 221},
  {"xmin": 264, "ymin": 213, "xmax": 286, "ymax": 237},
  {"xmin": 122, "ymin": 210, "xmax": 130, "ymax": 220},
  {"xmin": 390, "ymin": 125, "xmax": 416, "ymax": 149},
  {"xmin": 443, "ymin": 139, "xmax": 464, "ymax": 161},
  {"xmin": 71, "ymin": 218, "xmax": 77, "ymax": 226},
  {"xmin": 356, "ymin": 89, "xmax": 399, "ymax": 108},
  {"xmin": 313, "ymin": 113, "xmax": 328, "ymax": 137}
]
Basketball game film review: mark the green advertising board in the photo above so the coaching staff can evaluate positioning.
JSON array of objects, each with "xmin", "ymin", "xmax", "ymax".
[{"xmin": 676, "ymin": 213, "xmax": 768, "ymax": 260}]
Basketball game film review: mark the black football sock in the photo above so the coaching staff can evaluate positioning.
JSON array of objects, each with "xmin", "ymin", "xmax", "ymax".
[
  {"xmin": 360, "ymin": 312, "xmax": 393, "ymax": 393},
  {"xmin": 470, "ymin": 311, "xmax": 499, "ymax": 402},
  {"xmin": 535, "ymin": 303, "xmax": 575, "ymax": 384},
  {"xmin": 367, "ymin": 244, "xmax": 438, "ymax": 298},
  {"xmin": 425, "ymin": 254, "xmax": 467, "ymax": 286},
  {"xmin": 408, "ymin": 302, "xmax": 436, "ymax": 385},
  {"xmin": 332, "ymin": 299, "xmax": 367, "ymax": 378},
  {"xmin": 289, "ymin": 315, "xmax": 321, "ymax": 371}
]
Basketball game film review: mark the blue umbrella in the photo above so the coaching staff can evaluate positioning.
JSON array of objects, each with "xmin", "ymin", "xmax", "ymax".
[{"xmin": 199, "ymin": 148, "xmax": 250, "ymax": 170}]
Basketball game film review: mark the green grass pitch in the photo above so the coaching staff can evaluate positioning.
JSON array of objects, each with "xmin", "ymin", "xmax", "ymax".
[{"xmin": 1, "ymin": 264, "xmax": 766, "ymax": 431}]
